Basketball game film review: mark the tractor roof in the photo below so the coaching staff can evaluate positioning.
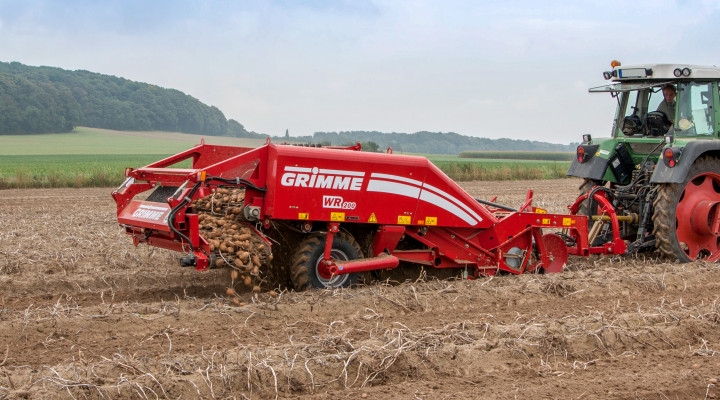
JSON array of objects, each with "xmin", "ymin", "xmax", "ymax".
[{"xmin": 607, "ymin": 63, "xmax": 720, "ymax": 81}]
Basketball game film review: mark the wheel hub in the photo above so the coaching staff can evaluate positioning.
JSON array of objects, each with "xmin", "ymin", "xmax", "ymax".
[
  {"xmin": 675, "ymin": 173, "xmax": 720, "ymax": 260},
  {"xmin": 315, "ymin": 249, "xmax": 350, "ymax": 287},
  {"xmin": 690, "ymin": 200, "xmax": 720, "ymax": 236}
]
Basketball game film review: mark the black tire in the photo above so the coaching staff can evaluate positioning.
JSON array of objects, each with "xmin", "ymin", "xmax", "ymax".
[
  {"xmin": 577, "ymin": 179, "xmax": 603, "ymax": 218},
  {"xmin": 290, "ymin": 232, "xmax": 362, "ymax": 290},
  {"xmin": 577, "ymin": 179, "xmax": 609, "ymax": 246},
  {"xmin": 653, "ymin": 157, "xmax": 720, "ymax": 262}
]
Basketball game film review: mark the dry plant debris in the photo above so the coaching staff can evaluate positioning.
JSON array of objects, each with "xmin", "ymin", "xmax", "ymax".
[{"xmin": 1, "ymin": 181, "xmax": 720, "ymax": 399}]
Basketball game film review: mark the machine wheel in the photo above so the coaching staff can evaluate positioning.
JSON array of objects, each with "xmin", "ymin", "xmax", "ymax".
[
  {"xmin": 290, "ymin": 232, "xmax": 362, "ymax": 290},
  {"xmin": 653, "ymin": 157, "xmax": 720, "ymax": 262}
]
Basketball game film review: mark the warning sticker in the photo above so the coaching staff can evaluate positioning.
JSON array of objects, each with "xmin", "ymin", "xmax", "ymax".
[
  {"xmin": 397, "ymin": 215, "xmax": 411, "ymax": 225},
  {"xmin": 368, "ymin": 213, "xmax": 378, "ymax": 223},
  {"xmin": 298, "ymin": 212, "xmax": 309, "ymax": 220},
  {"xmin": 542, "ymin": 218, "xmax": 551, "ymax": 225},
  {"xmin": 563, "ymin": 218, "xmax": 575, "ymax": 226},
  {"xmin": 331, "ymin": 212, "xmax": 345, "ymax": 222},
  {"xmin": 535, "ymin": 208, "xmax": 547, "ymax": 214},
  {"xmin": 425, "ymin": 216, "xmax": 437, "ymax": 225}
]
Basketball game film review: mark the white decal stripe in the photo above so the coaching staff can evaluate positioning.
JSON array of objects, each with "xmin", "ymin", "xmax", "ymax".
[
  {"xmin": 366, "ymin": 180, "xmax": 420, "ymax": 198},
  {"xmin": 420, "ymin": 190, "xmax": 477, "ymax": 226},
  {"xmin": 370, "ymin": 173, "xmax": 422, "ymax": 186},
  {"xmin": 284, "ymin": 166, "xmax": 312, "ymax": 173},
  {"xmin": 319, "ymin": 169, "xmax": 365, "ymax": 177},
  {"xmin": 139, "ymin": 204, "xmax": 170, "ymax": 211},
  {"xmin": 422, "ymin": 182, "xmax": 483, "ymax": 222}
]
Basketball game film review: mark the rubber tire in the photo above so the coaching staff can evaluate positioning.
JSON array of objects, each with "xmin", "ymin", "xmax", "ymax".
[
  {"xmin": 578, "ymin": 179, "xmax": 604, "ymax": 216},
  {"xmin": 290, "ymin": 232, "xmax": 362, "ymax": 290},
  {"xmin": 653, "ymin": 157, "xmax": 720, "ymax": 262},
  {"xmin": 577, "ymin": 179, "xmax": 607, "ymax": 245}
]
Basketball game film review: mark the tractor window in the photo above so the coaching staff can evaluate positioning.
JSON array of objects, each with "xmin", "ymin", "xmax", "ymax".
[
  {"xmin": 676, "ymin": 82, "xmax": 714, "ymax": 137},
  {"xmin": 616, "ymin": 89, "xmax": 650, "ymax": 136},
  {"xmin": 623, "ymin": 90, "xmax": 640, "ymax": 118},
  {"xmin": 648, "ymin": 87, "xmax": 665, "ymax": 114}
]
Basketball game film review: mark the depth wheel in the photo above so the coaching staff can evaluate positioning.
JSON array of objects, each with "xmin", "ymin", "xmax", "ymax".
[
  {"xmin": 653, "ymin": 157, "xmax": 720, "ymax": 262},
  {"xmin": 290, "ymin": 232, "xmax": 362, "ymax": 290}
]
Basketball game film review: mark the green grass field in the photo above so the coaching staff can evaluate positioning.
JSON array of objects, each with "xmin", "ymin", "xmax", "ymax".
[
  {"xmin": 0, "ymin": 128, "xmax": 190, "ymax": 155},
  {"xmin": 0, "ymin": 127, "xmax": 266, "ymax": 188},
  {"xmin": 0, "ymin": 154, "xmax": 191, "ymax": 189},
  {"xmin": 458, "ymin": 150, "xmax": 574, "ymax": 161},
  {"xmin": 0, "ymin": 127, "xmax": 571, "ymax": 188}
]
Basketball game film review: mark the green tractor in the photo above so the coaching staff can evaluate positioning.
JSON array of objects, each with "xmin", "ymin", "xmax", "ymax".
[{"xmin": 568, "ymin": 61, "xmax": 720, "ymax": 261}]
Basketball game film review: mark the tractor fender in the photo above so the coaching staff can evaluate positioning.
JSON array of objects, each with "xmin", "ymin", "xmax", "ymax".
[
  {"xmin": 651, "ymin": 141, "xmax": 720, "ymax": 183},
  {"xmin": 566, "ymin": 150, "xmax": 608, "ymax": 181}
]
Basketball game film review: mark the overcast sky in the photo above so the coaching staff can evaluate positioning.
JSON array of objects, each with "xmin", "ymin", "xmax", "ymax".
[{"xmin": 2, "ymin": 0, "xmax": 720, "ymax": 144}]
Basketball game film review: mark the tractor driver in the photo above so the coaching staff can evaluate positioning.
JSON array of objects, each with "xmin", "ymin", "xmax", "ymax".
[{"xmin": 657, "ymin": 84, "xmax": 676, "ymax": 123}]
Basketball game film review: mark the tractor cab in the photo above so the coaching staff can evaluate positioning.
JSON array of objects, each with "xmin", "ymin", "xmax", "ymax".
[
  {"xmin": 594, "ymin": 63, "xmax": 718, "ymax": 140},
  {"xmin": 568, "ymin": 62, "xmax": 720, "ymax": 185}
]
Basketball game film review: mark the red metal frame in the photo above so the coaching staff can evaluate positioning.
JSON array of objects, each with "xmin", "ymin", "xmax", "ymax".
[{"xmin": 112, "ymin": 141, "xmax": 629, "ymax": 278}]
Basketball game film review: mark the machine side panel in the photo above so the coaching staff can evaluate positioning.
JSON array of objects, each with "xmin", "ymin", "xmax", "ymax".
[
  {"xmin": 266, "ymin": 146, "xmax": 496, "ymax": 228},
  {"xmin": 413, "ymin": 161, "xmax": 496, "ymax": 229},
  {"xmin": 268, "ymin": 146, "xmax": 421, "ymax": 225},
  {"xmin": 118, "ymin": 201, "xmax": 172, "ymax": 231}
]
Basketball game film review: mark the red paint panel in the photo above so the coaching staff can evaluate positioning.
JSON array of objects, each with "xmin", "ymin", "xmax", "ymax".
[
  {"xmin": 264, "ymin": 145, "xmax": 496, "ymax": 228},
  {"xmin": 118, "ymin": 201, "xmax": 172, "ymax": 231}
]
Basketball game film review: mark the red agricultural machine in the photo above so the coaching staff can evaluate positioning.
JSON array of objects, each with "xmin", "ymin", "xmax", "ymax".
[
  {"xmin": 113, "ymin": 139, "xmax": 626, "ymax": 290},
  {"xmin": 115, "ymin": 61, "xmax": 720, "ymax": 290}
]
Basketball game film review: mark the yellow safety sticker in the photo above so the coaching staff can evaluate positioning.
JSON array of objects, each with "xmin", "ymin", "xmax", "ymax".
[
  {"xmin": 298, "ymin": 212, "xmax": 309, "ymax": 220},
  {"xmin": 397, "ymin": 215, "xmax": 411, "ymax": 225},
  {"xmin": 331, "ymin": 212, "xmax": 345, "ymax": 222},
  {"xmin": 542, "ymin": 218, "xmax": 551, "ymax": 225},
  {"xmin": 425, "ymin": 216, "xmax": 437, "ymax": 225},
  {"xmin": 368, "ymin": 213, "xmax": 378, "ymax": 223},
  {"xmin": 535, "ymin": 208, "xmax": 547, "ymax": 214},
  {"xmin": 563, "ymin": 218, "xmax": 574, "ymax": 226}
]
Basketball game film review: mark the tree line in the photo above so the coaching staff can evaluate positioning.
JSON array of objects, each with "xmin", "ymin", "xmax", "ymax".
[
  {"xmin": 0, "ymin": 61, "xmax": 264, "ymax": 138},
  {"xmin": 280, "ymin": 131, "xmax": 577, "ymax": 155}
]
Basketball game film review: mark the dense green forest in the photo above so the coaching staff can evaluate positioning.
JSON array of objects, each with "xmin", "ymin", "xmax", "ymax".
[
  {"xmin": 0, "ymin": 61, "xmax": 264, "ymax": 137},
  {"xmin": 282, "ymin": 131, "xmax": 577, "ymax": 154}
]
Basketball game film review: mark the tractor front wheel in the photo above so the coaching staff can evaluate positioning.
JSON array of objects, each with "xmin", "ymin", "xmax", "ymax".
[
  {"xmin": 577, "ymin": 178, "xmax": 604, "ymax": 218},
  {"xmin": 290, "ymin": 232, "xmax": 362, "ymax": 290},
  {"xmin": 653, "ymin": 157, "xmax": 720, "ymax": 262}
]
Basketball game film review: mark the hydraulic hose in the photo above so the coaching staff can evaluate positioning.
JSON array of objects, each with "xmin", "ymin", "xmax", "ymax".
[
  {"xmin": 168, "ymin": 181, "xmax": 203, "ymax": 254},
  {"xmin": 205, "ymin": 176, "xmax": 266, "ymax": 192},
  {"xmin": 475, "ymin": 198, "xmax": 517, "ymax": 212}
]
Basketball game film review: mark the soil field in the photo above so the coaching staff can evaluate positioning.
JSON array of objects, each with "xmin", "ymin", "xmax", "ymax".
[{"xmin": 1, "ymin": 179, "xmax": 719, "ymax": 399}]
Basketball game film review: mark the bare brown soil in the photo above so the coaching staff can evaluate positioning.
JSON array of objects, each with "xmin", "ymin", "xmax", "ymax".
[{"xmin": 1, "ymin": 179, "xmax": 719, "ymax": 399}]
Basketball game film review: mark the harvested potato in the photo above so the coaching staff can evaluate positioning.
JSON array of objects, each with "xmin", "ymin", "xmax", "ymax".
[{"xmin": 191, "ymin": 187, "xmax": 273, "ymax": 297}]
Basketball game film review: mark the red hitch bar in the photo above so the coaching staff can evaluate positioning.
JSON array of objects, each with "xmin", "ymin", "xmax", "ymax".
[{"xmin": 329, "ymin": 254, "xmax": 400, "ymax": 275}]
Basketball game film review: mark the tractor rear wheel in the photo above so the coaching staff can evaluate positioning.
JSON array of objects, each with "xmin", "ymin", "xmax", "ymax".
[
  {"xmin": 290, "ymin": 232, "xmax": 362, "ymax": 290},
  {"xmin": 653, "ymin": 157, "xmax": 720, "ymax": 262}
]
